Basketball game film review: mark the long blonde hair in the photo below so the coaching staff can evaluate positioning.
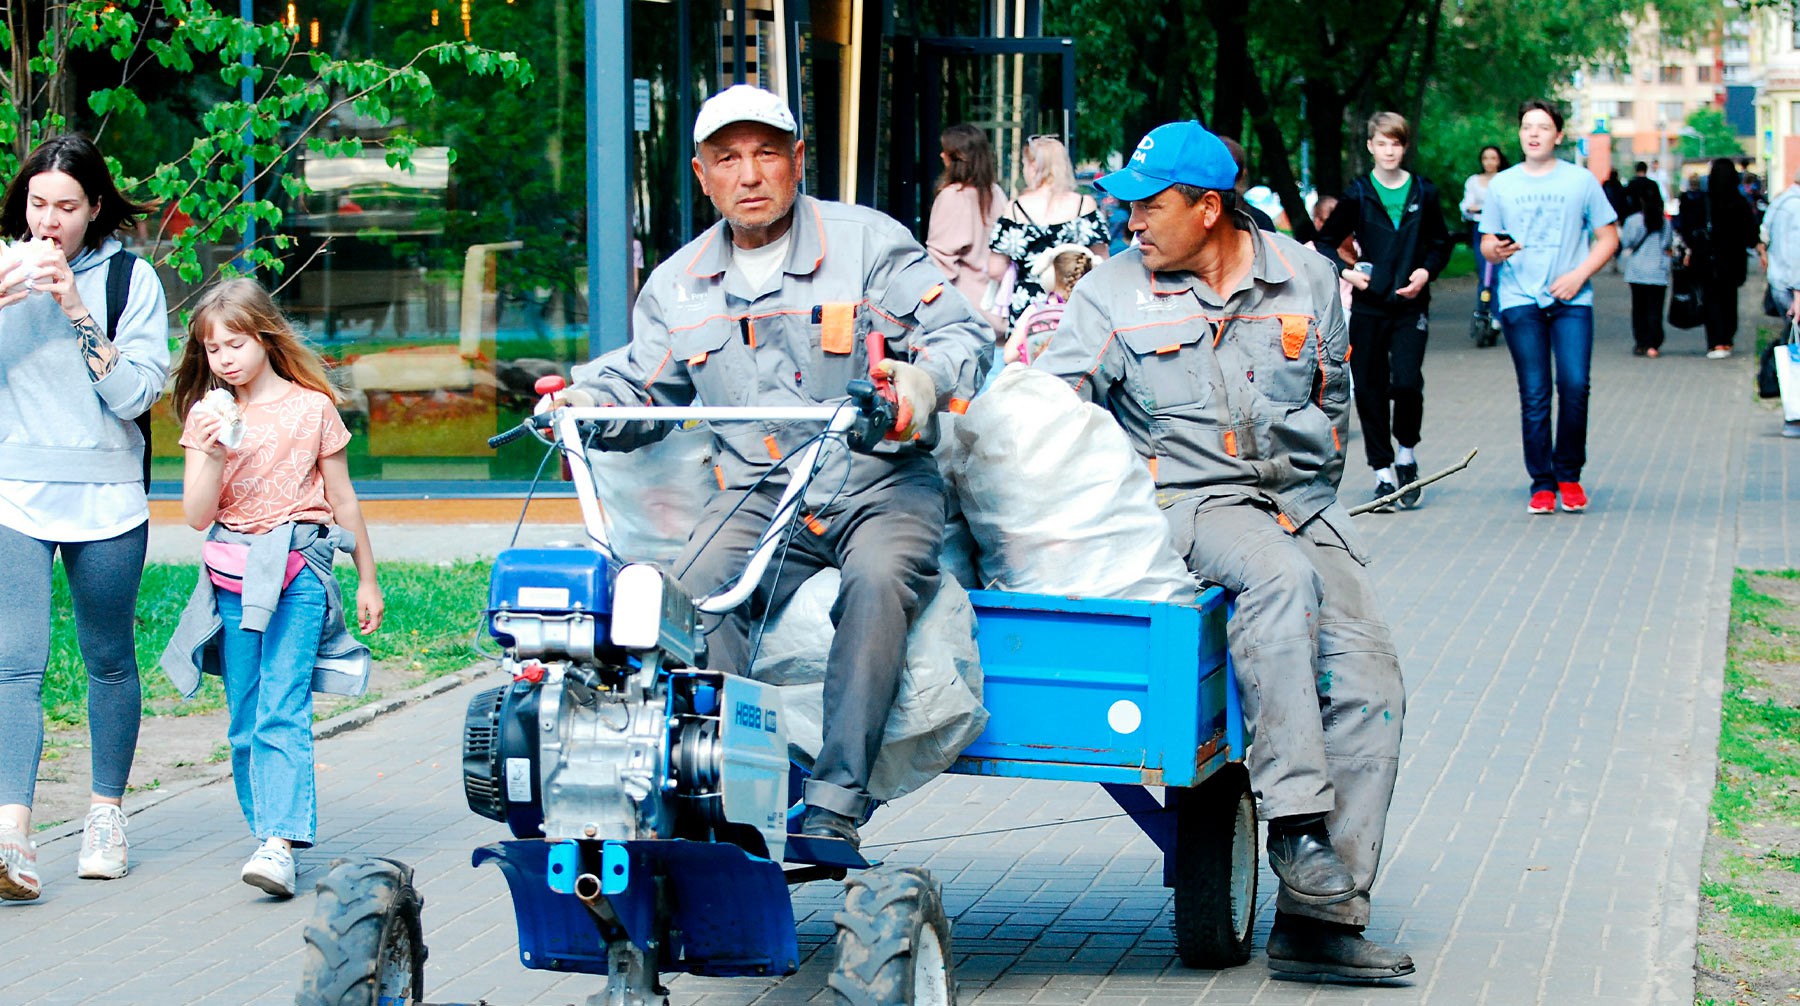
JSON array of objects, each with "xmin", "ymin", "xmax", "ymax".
[
  {"xmin": 171, "ymin": 277, "xmax": 341, "ymax": 420},
  {"xmin": 1023, "ymin": 136, "xmax": 1076, "ymax": 195}
]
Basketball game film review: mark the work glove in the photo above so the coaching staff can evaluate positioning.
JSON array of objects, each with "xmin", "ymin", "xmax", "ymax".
[
  {"xmin": 534, "ymin": 386, "xmax": 597, "ymax": 414},
  {"xmin": 872, "ymin": 359, "xmax": 937, "ymax": 440}
]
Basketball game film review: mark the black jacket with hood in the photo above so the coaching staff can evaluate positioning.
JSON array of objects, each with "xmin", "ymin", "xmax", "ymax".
[{"xmin": 1313, "ymin": 173, "xmax": 1453, "ymax": 316}]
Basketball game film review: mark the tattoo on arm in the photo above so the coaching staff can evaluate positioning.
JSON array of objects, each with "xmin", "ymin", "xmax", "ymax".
[{"xmin": 73, "ymin": 314, "xmax": 119, "ymax": 381}]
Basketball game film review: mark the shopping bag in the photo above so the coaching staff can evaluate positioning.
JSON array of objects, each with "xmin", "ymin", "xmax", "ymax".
[
  {"xmin": 1669, "ymin": 265, "xmax": 1706, "ymax": 329},
  {"xmin": 1774, "ymin": 323, "xmax": 1800, "ymax": 421},
  {"xmin": 1759, "ymin": 343, "xmax": 1782, "ymax": 398}
]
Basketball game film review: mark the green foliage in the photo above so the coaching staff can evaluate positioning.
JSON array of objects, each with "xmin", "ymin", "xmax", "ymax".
[
  {"xmin": 44, "ymin": 560, "xmax": 494, "ymax": 724},
  {"xmin": 1045, "ymin": 0, "xmax": 1716, "ymax": 224},
  {"xmin": 1699, "ymin": 569, "xmax": 1800, "ymax": 996},
  {"xmin": 0, "ymin": 1, "xmax": 532, "ymax": 303},
  {"xmin": 1680, "ymin": 107, "xmax": 1746, "ymax": 162}
]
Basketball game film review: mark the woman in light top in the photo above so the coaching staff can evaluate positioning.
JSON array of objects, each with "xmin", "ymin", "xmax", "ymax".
[
  {"xmin": 925, "ymin": 124, "xmax": 1008, "ymax": 336},
  {"xmin": 0, "ymin": 134, "xmax": 170, "ymax": 899},
  {"xmin": 1461, "ymin": 145, "xmax": 1507, "ymax": 335}
]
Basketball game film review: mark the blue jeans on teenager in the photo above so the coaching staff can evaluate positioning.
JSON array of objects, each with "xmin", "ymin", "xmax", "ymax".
[
  {"xmin": 217, "ymin": 571, "xmax": 325, "ymax": 847},
  {"xmin": 1500, "ymin": 303, "xmax": 1594, "ymax": 494}
]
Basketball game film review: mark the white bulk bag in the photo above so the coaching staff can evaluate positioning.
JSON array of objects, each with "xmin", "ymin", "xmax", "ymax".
[{"xmin": 950, "ymin": 366, "xmax": 1196, "ymax": 602}]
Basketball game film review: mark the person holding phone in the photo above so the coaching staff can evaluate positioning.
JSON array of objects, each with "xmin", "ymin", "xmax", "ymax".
[
  {"xmin": 1311, "ymin": 112, "xmax": 1452, "ymax": 512},
  {"xmin": 1481, "ymin": 100, "xmax": 1619, "ymax": 515}
]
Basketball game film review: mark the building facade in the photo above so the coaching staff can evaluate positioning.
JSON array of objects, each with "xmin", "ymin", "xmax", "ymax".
[{"xmin": 1563, "ymin": 7, "xmax": 1748, "ymax": 195}]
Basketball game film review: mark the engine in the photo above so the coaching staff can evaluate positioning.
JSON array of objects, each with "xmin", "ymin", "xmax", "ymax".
[{"xmin": 462, "ymin": 548, "xmax": 790, "ymax": 858}]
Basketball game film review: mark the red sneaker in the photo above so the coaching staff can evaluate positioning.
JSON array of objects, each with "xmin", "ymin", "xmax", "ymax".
[
  {"xmin": 1528, "ymin": 490, "xmax": 1555, "ymax": 514},
  {"xmin": 1558, "ymin": 482, "xmax": 1587, "ymax": 512}
]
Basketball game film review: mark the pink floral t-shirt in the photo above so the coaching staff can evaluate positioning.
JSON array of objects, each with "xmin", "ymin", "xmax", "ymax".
[{"xmin": 179, "ymin": 385, "xmax": 351, "ymax": 534}]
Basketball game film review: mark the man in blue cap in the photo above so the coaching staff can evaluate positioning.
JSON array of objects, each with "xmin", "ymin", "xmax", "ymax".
[{"xmin": 1033, "ymin": 121, "xmax": 1412, "ymax": 980}]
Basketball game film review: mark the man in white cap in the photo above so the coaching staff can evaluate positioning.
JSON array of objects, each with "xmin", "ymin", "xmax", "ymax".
[
  {"xmin": 553, "ymin": 84, "xmax": 991, "ymax": 850},
  {"xmin": 1033, "ymin": 120, "xmax": 1412, "ymax": 980}
]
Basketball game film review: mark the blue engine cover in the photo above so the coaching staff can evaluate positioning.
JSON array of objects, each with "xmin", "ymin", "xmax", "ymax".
[{"xmin": 488, "ymin": 548, "xmax": 612, "ymax": 640}]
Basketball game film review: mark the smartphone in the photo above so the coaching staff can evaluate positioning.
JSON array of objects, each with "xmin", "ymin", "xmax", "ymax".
[{"xmin": 1494, "ymin": 233, "xmax": 1516, "ymax": 245}]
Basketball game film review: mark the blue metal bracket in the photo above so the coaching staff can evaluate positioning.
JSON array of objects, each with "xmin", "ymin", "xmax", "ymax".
[
  {"xmin": 1101, "ymin": 783, "xmax": 1176, "ymax": 857},
  {"xmin": 546, "ymin": 840, "xmax": 580, "ymax": 895},
  {"xmin": 472, "ymin": 842, "xmax": 609, "ymax": 975},
  {"xmin": 601, "ymin": 841, "xmax": 631, "ymax": 895}
]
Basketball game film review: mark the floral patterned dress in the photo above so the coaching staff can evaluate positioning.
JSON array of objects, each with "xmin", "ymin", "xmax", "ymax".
[{"xmin": 988, "ymin": 198, "xmax": 1109, "ymax": 328}]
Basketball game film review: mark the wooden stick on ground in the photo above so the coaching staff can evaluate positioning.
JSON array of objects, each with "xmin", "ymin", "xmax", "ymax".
[{"xmin": 1347, "ymin": 448, "xmax": 1479, "ymax": 516}]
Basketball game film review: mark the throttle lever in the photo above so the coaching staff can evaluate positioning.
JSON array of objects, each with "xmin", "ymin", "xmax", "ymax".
[
  {"xmin": 844, "ymin": 380, "xmax": 897, "ymax": 452},
  {"xmin": 863, "ymin": 332, "xmax": 912, "ymax": 440}
]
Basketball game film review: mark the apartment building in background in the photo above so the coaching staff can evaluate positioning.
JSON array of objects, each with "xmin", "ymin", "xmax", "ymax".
[
  {"xmin": 1565, "ymin": 6, "xmax": 1753, "ymax": 194},
  {"xmin": 1750, "ymin": 6, "xmax": 1800, "ymax": 192}
]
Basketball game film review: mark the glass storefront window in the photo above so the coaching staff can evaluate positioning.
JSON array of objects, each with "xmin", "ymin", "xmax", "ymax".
[
  {"xmin": 138, "ymin": 0, "xmax": 592, "ymax": 487},
  {"xmin": 117, "ymin": 0, "xmax": 1044, "ymax": 491}
]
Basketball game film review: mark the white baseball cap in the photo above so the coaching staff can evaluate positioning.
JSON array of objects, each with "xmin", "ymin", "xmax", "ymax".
[{"xmin": 693, "ymin": 84, "xmax": 798, "ymax": 145}]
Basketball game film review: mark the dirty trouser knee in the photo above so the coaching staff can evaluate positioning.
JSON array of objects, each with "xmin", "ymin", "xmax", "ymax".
[
  {"xmin": 1168, "ymin": 499, "xmax": 1404, "ymax": 927},
  {"xmin": 1276, "ymin": 519, "xmax": 1404, "ymax": 927},
  {"xmin": 1168, "ymin": 501, "xmax": 1335, "ymax": 820}
]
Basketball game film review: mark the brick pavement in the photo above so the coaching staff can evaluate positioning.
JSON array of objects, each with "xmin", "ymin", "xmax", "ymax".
[{"xmin": 0, "ymin": 272, "xmax": 1773, "ymax": 1005}]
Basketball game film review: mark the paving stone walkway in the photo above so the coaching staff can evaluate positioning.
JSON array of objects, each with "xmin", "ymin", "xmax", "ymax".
[{"xmin": 0, "ymin": 272, "xmax": 1780, "ymax": 1005}]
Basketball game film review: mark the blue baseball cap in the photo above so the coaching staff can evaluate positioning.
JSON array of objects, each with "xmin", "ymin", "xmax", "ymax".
[{"xmin": 1096, "ymin": 121, "xmax": 1238, "ymax": 202}]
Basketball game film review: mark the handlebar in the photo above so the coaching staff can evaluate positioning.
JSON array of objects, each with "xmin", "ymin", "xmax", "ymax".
[{"xmin": 491, "ymin": 393, "xmax": 900, "ymax": 615}]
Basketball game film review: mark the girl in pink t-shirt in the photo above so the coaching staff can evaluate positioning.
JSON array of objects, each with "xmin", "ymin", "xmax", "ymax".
[{"xmin": 171, "ymin": 278, "xmax": 382, "ymax": 898}]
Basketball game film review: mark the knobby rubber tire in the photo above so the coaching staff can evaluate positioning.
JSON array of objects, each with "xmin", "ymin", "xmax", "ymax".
[
  {"xmin": 828, "ymin": 864, "xmax": 955, "ymax": 1006},
  {"xmin": 297, "ymin": 857, "xmax": 427, "ymax": 1006},
  {"xmin": 1171, "ymin": 765, "xmax": 1258, "ymax": 968}
]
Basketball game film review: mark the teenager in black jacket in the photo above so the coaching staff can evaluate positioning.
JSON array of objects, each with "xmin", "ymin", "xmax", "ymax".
[{"xmin": 1314, "ymin": 112, "xmax": 1453, "ymax": 510}]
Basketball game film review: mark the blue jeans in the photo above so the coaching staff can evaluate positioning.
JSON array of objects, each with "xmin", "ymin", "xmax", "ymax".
[
  {"xmin": 217, "ymin": 571, "xmax": 325, "ymax": 847},
  {"xmin": 1500, "ymin": 303, "xmax": 1593, "ymax": 493}
]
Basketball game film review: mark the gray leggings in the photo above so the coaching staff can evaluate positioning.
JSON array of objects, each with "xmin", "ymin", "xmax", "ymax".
[{"xmin": 0, "ymin": 522, "xmax": 147, "ymax": 807}]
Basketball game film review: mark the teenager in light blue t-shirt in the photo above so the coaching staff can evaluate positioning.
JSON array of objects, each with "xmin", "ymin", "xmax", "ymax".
[{"xmin": 1479, "ymin": 100, "xmax": 1619, "ymax": 516}]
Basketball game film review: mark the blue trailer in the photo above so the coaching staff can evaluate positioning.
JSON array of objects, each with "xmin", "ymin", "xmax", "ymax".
[{"xmin": 295, "ymin": 400, "xmax": 1254, "ymax": 1006}]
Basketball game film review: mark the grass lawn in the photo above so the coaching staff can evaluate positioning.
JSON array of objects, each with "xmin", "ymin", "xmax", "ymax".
[
  {"xmin": 1692, "ymin": 572, "xmax": 1800, "ymax": 1005},
  {"xmin": 44, "ymin": 560, "xmax": 495, "ymax": 726}
]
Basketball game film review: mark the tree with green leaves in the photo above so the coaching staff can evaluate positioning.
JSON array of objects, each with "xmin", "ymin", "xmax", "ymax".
[
  {"xmin": 1048, "ymin": 0, "xmax": 1717, "ymax": 241},
  {"xmin": 0, "ymin": 1, "xmax": 532, "ymax": 306},
  {"xmin": 1681, "ymin": 106, "xmax": 1745, "ymax": 162}
]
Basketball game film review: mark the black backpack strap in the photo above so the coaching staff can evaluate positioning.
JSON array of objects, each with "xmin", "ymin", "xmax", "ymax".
[
  {"xmin": 104, "ymin": 251, "xmax": 134, "ymax": 340},
  {"xmin": 101, "ymin": 252, "xmax": 152, "ymax": 491}
]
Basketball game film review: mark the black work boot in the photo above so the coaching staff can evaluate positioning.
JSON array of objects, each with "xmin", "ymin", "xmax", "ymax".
[
  {"xmin": 1267, "ymin": 911, "xmax": 1416, "ymax": 980},
  {"xmin": 798, "ymin": 806, "xmax": 861, "ymax": 851},
  {"xmin": 1265, "ymin": 814, "xmax": 1357, "ymax": 905}
]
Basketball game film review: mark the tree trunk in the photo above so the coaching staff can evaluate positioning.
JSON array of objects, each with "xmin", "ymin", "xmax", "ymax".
[
  {"xmin": 5, "ymin": 2, "xmax": 31, "ymax": 163},
  {"xmin": 1306, "ymin": 77, "xmax": 1347, "ymax": 200},
  {"xmin": 1204, "ymin": 0, "xmax": 1249, "ymax": 139},
  {"xmin": 45, "ymin": 4, "xmax": 72, "ymax": 132},
  {"xmin": 1406, "ymin": 0, "xmax": 1444, "ymax": 127},
  {"xmin": 1243, "ymin": 68, "xmax": 1312, "ymax": 242}
]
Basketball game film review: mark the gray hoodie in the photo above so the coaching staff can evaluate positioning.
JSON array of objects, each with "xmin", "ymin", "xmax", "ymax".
[
  {"xmin": 0, "ymin": 237, "xmax": 170, "ymax": 483},
  {"xmin": 160, "ymin": 522, "xmax": 372, "ymax": 699}
]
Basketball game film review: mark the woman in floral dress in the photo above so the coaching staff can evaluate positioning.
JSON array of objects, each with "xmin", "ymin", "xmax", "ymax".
[{"xmin": 988, "ymin": 136, "xmax": 1110, "ymax": 331}]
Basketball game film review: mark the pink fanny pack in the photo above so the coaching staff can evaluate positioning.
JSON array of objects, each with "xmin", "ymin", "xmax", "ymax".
[{"xmin": 201, "ymin": 541, "xmax": 307, "ymax": 594}]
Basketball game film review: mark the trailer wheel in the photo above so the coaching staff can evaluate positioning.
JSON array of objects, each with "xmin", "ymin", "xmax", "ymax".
[
  {"xmin": 297, "ymin": 857, "xmax": 427, "ymax": 1006},
  {"xmin": 1172, "ymin": 765, "xmax": 1257, "ymax": 968},
  {"xmin": 828, "ymin": 865, "xmax": 954, "ymax": 1006}
]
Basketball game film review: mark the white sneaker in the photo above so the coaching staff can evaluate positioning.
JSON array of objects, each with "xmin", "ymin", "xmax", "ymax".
[
  {"xmin": 0, "ymin": 823, "xmax": 40, "ymax": 901},
  {"xmin": 1706, "ymin": 347, "xmax": 1733, "ymax": 359},
  {"xmin": 241, "ymin": 841, "xmax": 296, "ymax": 898},
  {"xmin": 78, "ymin": 804, "xmax": 129, "ymax": 879}
]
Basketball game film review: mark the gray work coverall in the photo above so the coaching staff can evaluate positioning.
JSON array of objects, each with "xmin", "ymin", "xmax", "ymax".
[
  {"xmin": 1032, "ymin": 219, "xmax": 1405, "ymax": 926},
  {"xmin": 571, "ymin": 194, "xmax": 991, "ymax": 819}
]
